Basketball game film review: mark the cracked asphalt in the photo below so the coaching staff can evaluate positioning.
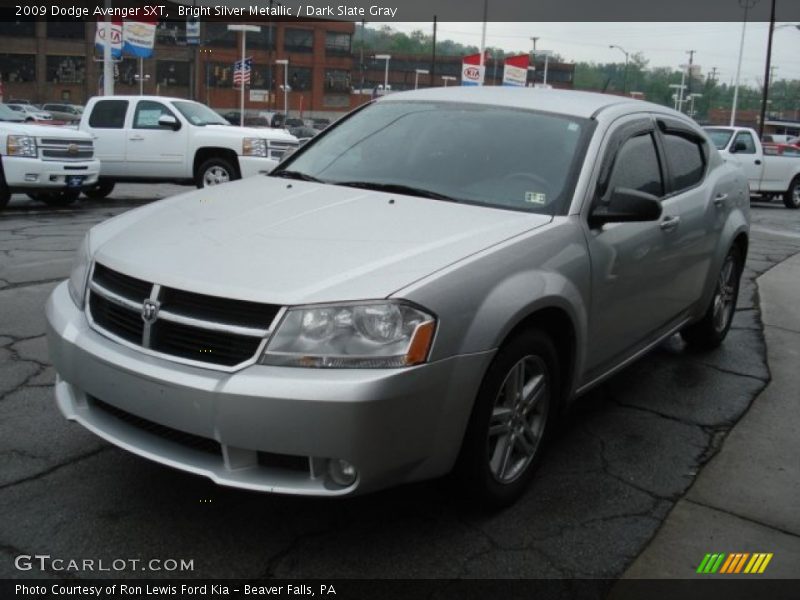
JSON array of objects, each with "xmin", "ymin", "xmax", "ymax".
[{"xmin": 1, "ymin": 189, "xmax": 799, "ymax": 581}]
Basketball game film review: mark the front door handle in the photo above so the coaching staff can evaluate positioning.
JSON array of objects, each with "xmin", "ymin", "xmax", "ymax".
[
  {"xmin": 660, "ymin": 215, "xmax": 681, "ymax": 232},
  {"xmin": 129, "ymin": 135, "xmax": 145, "ymax": 141},
  {"xmin": 755, "ymin": 159, "xmax": 762, "ymax": 165},
  {"xmin": 713, "ymin": 193, "xmax": 729, "ymax": 207}
]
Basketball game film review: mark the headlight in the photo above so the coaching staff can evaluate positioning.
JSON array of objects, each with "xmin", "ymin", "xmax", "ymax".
[
  {"xmin": 67, "ymin": 234, "xmax": 92, "ymax": 309},
  {"xmin": 260, "ymin": 301, "xmax": 436, "ymax": 368},
  {"xmin": 242, "ymin": 137, "xmax": 267, "ymax": 157},
  {"xmin": 7, "ymin": 135, "xmax": 37, "ymax": 158}
]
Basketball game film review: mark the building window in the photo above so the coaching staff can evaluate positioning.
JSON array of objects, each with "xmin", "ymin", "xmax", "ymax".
[
  {"xmin": 284, "ymin": 29, "xmax": 313, "ymax": 53},
  {"xmin": 0, "ymin": 21, "xmax": 36, "ymax": 38},
  {"xmin": 0, "ymin": 54, "xmax": 36, "ymax": 83},
  {"xmin": 325, "ymin": 32, "xmax": 351, "ymax": 56},
  {"xmin": 205, "ymin": 22, "xmax": 237, "ymax": 48},
  {"xmin": 46, "ymin": 22, "xmax": 86, "ymax": 40},
  {"xmin": 116, "ymin": 58, "xmax": 139, "ymax": 86},
  {"xmin": 205, "ymin": 62, "xmax": 233, "ymax": 88},
  {"xmin": 156, "ymin": 22, "xmax": 186, "ymax": 46},
  {"xmin": 288, "ymin": 66, "xmax": 312, "ymax": 92},
  {"xmin": 250, "ymin": 27, "xmax": 276, "ymax": 50},
  {"xmin": 324, "ymin": 69, "xmax": 351, "ymax": 93},
  {"xmin": 46, "ymin": 56, "xmax": 86, "ymax": 84},
  {"xmin": 251, "ymin": 64, "xmax": 272, "ymax": 89},
  {"xmin": 156, "ymin": 61, "xmax": 189, "ymax": 87}
]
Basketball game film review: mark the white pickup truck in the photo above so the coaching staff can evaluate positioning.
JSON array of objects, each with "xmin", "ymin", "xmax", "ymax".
[
  {"xmin": 78, "ymin": 96, "xmax": 298, "ymax": 199},
  {"xmin": 1, "ymin": 104, "xmax": 101, "ymax": 210},
  {"xmin": 705, "ymin": 126, "xmax": 800, "ymax": 209}
]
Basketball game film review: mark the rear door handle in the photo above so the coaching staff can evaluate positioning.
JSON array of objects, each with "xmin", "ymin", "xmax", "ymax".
[
  {"xmin": 660, "ymin": 215, "xmax": 681, "ymax": 232},
  {"xmin": 129, "ymin": 135, "xmax": 145, "ymax": 141},
  {"xmin": 713, "ymin": 193, "xmax": 729, "ymax": 207}
]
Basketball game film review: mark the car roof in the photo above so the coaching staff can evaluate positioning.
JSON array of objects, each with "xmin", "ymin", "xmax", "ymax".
[{"xmin": 378, "ymin": 87, "xmax": 669, "ymax": 120}]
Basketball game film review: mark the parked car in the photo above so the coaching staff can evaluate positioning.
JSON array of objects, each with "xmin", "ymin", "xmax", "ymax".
[
  {"xmin": 312, "ymin": 118, "xmax": 331, "ymax": 130},
  {"xmin": 77, "ymin": 96, "xmax": 298, "ymax": 199},
  {"xmin": 42, "ymin": 103, "xmax": 83, "ymax": 123},
  {"xmin": 7, "ymin": 103, "xmax": 53, "ymax": 122},
  {"xmin": 706, "ymin": 126, "xmax": 800, "ymax": 208},
  {"xmin": 46, "ymin": 88, "xmax": 749, "ymax": 506},
  {"xmin": 284, "ymin": 117, "xmax": 305, "ymax": 128},
  {"xmin": 1, "ymin": 103, "xmax": 101, "ymax": 209},
  {"xmin": 288, "ymin": 125, "xmax": 319, "ymax": 145}
]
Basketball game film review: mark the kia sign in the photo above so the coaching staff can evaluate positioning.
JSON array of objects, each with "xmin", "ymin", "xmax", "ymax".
[
  {"xmin": 95, "ymin": 20, "xmax": 123, "ymax": 58},
  {"xmin": 461, "ymin": 64, "xmax": 485, "ymax": 86}
]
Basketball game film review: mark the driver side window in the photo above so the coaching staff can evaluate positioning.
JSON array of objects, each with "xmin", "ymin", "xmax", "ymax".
[
  {"xmin": 133, "ymin": 100, "xmax": 176, "ymax": 130},
  {"xmin": 732, "ymin": 132, "xmax": 756, "ymax": 154},
  {"xmin": 607, "ymin": 133, "xmax": 664, "ymax": 198}
]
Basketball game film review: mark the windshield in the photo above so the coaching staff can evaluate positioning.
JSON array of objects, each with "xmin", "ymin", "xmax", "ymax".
[
  {"xmin": 172, "ymin": 101, "xmax": 229, "ymax": 126},
  {"xmin": 0, "ymin": 104, "xmax": 24, "ymax": 121},
  {"xmin": 275, "ymin": 101, "xmax": 591, "ymax": 214},
  {"xmin": 705, "ymin": 128, "xmax": 733, "ymax": 150}
]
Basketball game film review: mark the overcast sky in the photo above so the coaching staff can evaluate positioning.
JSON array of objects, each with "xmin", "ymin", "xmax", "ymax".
[{"xmin": 390, "ymin": 22, "xmax": 800, "ymax": 85}]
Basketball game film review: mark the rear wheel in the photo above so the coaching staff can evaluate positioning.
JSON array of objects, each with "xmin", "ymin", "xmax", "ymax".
[
  {"xmin": 196, "ymin": 157, "xmax": 238, "ymax": 188},
  {"xmin": 0, "ymin": 184, "xmax": 9, "ymax": 210},
  {"xmin": 83, "ymin": 180, "xmax": 115, "ymax": 200},
  {"xmin": 681, "ymin": 245, "xmax": 743, "ymax": 350},
  {"xmin": 456, "ymin": 329, "xmax": 558, "ymax": 509},
  {"xmin": 30, "ymin": 190, "xmax": 80, "ymax": 207},
  {"xmin": 783, "ymin": 177, "xmax": 800, "ymax": 209}
]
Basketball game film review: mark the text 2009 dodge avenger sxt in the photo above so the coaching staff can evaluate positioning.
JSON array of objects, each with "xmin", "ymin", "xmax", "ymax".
[{"xmin": 46, "ymin": 88, "xmax": 749, "ymax": 506}]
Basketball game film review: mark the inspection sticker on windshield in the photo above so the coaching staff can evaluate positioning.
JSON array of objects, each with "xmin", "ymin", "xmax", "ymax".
[{"xmin": 525, "ymin": 192, "xmax": 547, "ymax": 205}]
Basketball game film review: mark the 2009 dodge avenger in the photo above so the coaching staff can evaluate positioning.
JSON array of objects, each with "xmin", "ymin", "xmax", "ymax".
[{"xmin": 46, "ymin": 88, "xmax": 749, "ymax": 506}]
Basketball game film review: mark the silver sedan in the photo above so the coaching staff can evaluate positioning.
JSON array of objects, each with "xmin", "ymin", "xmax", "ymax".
[{"xmin": 46, "ymin": 88, "xmax": 749, "ymax": 507}]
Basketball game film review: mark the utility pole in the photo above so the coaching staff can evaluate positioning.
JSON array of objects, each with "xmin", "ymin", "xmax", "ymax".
[
  {"xmin": 102, "ymin": 0, "xmax": 114, "ymax": 96},
  {"xmin": 731, "ymin": 0, "xmax": 759, "ymax": 126},
  {"xmin": 707, "ymin": 66, "xmax": 719, "ymax": 119},
  {"xmin": 431, "ymin": 16, "xmax": 437, "ymax": 85},
  {"xmin": 686, "ymin": 49, "xmax": 696, "ymax": 97},
  {"xmin": 758, "ymin": 0, "xmax": 776, "ymax": 139}
]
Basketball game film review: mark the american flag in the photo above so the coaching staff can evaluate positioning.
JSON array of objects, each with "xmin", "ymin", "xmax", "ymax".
[{"xmin": 233, "ymin": 58, "xmax": 252, "ymax": 86}]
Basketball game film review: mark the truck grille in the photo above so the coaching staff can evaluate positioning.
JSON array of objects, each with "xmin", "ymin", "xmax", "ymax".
[
  {"xmin": 267, "ymin": 140, "xmax": 298, "ymax": 161},
  {"xmin": 87, "ymin": 263, "xmax": 281, "ymax": 369},
  {"xmin": 38, "ymin": 138, "xmax": 94, "ymax": 161}
]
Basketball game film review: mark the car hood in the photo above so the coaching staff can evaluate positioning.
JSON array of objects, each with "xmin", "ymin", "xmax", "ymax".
[
  {"xmin": 92, "ymin": 177, "xmax": 551, "ymax": 305},
  {"xmin": 1, "ymin": 121, "xmax": 91, "ymax": 138},
  {"xmin": 203, "ymin": 124, "xmax": 298, "ymax": 142}
]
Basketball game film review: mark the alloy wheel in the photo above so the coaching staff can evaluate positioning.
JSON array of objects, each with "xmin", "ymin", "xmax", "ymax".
[
  {"xmin": 203, "ymin": 166, "xmax": 231, "ymax": 186},
  {"xmin": 712, "ymin": 256, "xmax": 737, "ymax": 334}
]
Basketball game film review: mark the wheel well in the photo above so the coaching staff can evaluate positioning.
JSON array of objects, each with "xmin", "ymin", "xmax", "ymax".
[
  {"xmin": 733, "ymin": 232, "xmax": 749, "ymax": 270},
  {"xmin": 503, "ymin": 307, "xmax": 576, "ymax": 408},
  {"xmin": 193, "ymin": 148, "xmax": 240, "ymax": 179}
]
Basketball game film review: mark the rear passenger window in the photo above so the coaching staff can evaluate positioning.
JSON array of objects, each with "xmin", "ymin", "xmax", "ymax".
[
  {"xmin": 608, "ymin": 133, "xmax": 664, "ymax": 198},
  {"xmin": 732, "ymin": 131, "xmax": 756, "ymax": 154},
  {"xmin": 88, "ymin": 100, "xmax": 128, "ymax": 129},
  {"xmin": 662, "ymin": 134, "xmax": 706, "ymax": 192},
  {"xmin": 133, "ymin": 100, "xmax": 176, "ymax": 129}
]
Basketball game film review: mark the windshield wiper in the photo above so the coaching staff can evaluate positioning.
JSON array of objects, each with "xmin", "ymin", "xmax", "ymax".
[
  {"xmin": 271, "ymin": 170, "xmax": 325, "ymax": 183},
  {"xmin": 333, "ymin": 181, "xmax": 460, "ymax": 203}
]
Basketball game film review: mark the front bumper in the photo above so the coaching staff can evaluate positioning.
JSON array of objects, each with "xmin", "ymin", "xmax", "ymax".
[
  {"xmin": 238, "ymin": 156, "xmax": 280, "ymax": 179},
  {"xmin": 2, "ymin": 156, "xmax": 100, "ymax": 190},
  {"xmin": 45, "ymin": 282, "xmax": 493, "ymax": 496}
]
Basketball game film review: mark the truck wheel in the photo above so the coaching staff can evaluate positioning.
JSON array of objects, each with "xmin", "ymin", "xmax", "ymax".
[
  {"xmin": 783, "ymin": 177, "xmax": 800, "ymax": 209},
  {"xmin": 0, "ymin": 184, "xmax": 9, "ymax": 210},
  {"xmin": 196, "ymin": 157, "xmax": 238, "ymax": 188},
  {"xmin": 32, "ymin": 190, "xmax": 80, "ymax": 207},
  {"xmin": 83, "ymin": 180, "xmax": 115, "ymax": 200},
  {"xmin": 456, "ymin": 328, "xmax": 558, "ymax": 509},
  {"xmin": 681, "ymin": 245, "xmax": 743, "ymax": 350}
]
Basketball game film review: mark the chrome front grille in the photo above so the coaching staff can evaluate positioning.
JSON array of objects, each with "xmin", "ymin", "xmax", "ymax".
[
  {"xmin": 38, "ymin": 138, "xmax": 94, "ymax": 161},
  {"xmin": 87, "ymin": 263, "xmax": 282, "ymax": 369}
]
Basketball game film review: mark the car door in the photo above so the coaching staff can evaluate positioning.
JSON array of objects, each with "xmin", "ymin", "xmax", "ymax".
[
  {"xmin": 583, "ymin": 116, "xmax": 679, "ymax": 377},
  {"xmin": 654, "ymin": 118, "xmax": 722, "ymax": 318},
  {"xmin": 125, "ymin": 100, "xmax": 188, "ymax": 179},
  {"xmin": 86, "ymin": 99, "xmax": 130, "ymax": 177},
  {"xmin": 727, "ymin": 130, "xmax": 762, "ymax": 191}
]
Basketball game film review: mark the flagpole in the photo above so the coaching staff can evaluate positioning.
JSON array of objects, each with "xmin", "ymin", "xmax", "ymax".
[
  {"xmin": 228, "ymin": 24, "xmax": 260, "ymax": 127},
  {"xmin": 103, "ymin": 0, "xmax": 114, "ymax": 96}
]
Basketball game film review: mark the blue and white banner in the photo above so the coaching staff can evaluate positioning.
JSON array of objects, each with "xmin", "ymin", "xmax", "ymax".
[{"xmin": 122, "ymin": 20, "xmax": 157, "ymax": 58}]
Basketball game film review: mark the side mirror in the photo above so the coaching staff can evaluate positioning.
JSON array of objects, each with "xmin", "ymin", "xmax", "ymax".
[
  {"xmin": 158, "ymin": 115, "xmax": 180, "ymax": 131},
  {"xmin": 731, "ymin": 141, "xmax": 747, "ymax": 153},
  {"xmin": 589, "ymin": 188, "xmax": 662, "ymax": 228}
]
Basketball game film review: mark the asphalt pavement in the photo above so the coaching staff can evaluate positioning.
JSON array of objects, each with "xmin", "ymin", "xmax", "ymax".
[{"xmin": 1, "ymin": 189, "xmax": 799, "ymax": 581}]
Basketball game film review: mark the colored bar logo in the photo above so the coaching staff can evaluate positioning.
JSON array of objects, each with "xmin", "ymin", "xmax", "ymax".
[{"xmin": 697, "ymin": 552, "xmax": 773, "ymax": 574}]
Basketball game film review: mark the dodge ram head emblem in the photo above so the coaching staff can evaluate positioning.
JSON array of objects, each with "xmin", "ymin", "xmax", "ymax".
[{"xmin": 141, "ymin": 299, "xmax": 160, "ymax": 323}]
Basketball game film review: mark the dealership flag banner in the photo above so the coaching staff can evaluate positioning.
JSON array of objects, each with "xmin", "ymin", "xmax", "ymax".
[
  {"xmin": 503, "ymin": 54, "xmax": 529, "ymax": 86},
  {"xmin": 122, "ymin": 18, "xmax": 157, "ymax": 58},
  {"xmin": 461, "ymin": 52, "xmax": 487, "ymax": 86},
  {"xmin": 95, "ymin": 19, "xmax": 123, "ymax": 59},
  {"xmin": 233, "ymin": 58, "xmax": 253, "ymax": 86}
]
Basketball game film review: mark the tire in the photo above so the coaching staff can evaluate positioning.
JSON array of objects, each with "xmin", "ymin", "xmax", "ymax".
[
  {"xmin": 681, "ymin": 245, "xmax": 743, "ymax": 350},
  {"xmin": 83, "ymin": 180, "xmax": 115, "ymax": 200},
  {"xmin": 456, "ymin": 329, "xmax": 559, "ymax": 509},
  {"xmin": 195, "ymin": 157, "xmax": 238, "ymax": 188},
  {"xmin": 783, "ymin": 177, "xmax": 800, "ymax": 209},
  {"xmin": 0, "ymin": 184, "xmax": 9, "ymax": 211},
  {"xmin": 32, "ymin": 190, "xmax": 80, "ymax": 207}
]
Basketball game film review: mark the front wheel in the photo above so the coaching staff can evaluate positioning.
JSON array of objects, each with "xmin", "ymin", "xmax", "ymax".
[
  {"xmin": 456, "ymin": 329, "xmax": 559, "ymax": 509},
  {"xmin": 681, "ymin": 245, "xmax": 743, "ymax": 350},
  {"xmin": 30, "ymin": 190, "xmax": 80, "ymax": 207},
  {"xmin": 783, "ymin": 177, "xmax": 800, "ymax": 209},
  {"xmin": 196, "ymin": 157, "xmax": 238, "ymax": 188}
]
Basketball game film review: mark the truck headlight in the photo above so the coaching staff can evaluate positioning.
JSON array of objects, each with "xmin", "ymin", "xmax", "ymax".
[
  {"xmin": 242, "ymin": 138, "xmax": 267, "ymax": 157},
  {"xmin": 7, "ymin": 135, "xmax": 37, "ymax": 158},
  {"xmin": 260, "ymin": 301, "xmax": 436, "ymax": 368},
  {"xmin": 67, "ymin": 234, "xmax": 92, "ymax": 309}
]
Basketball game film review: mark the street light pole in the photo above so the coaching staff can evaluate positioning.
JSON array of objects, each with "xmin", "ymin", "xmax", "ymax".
[
  {"xmin": 609, "ymin": 44, "xmax": 629, "ymax": 95},
  {"xmin": 275, "ymin": 59, "xmax": 288, "ymax": 117},
  {"xmin": 758, "ymin": 0, "xmax": 777, "ymax": 139},
  {"xmin": 375, "ymin": 54, "xmax": 391, "ymax": 94},
  {"xmin": 228, "ymin": 24, "xmax": 261, "ymax": 127},
  {"xmin": 441, "ymin": 75, "xmax": 455, "ymax": 87},
  {"xmin": 414, "ymin": 69, "xmax": 429, "ymax": 90},
  {"xmin": 731, "ymin": 0, "xmax": 759, "ymax": 126}
]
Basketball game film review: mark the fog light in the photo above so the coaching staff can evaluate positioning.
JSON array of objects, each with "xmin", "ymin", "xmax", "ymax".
[{"xmin": 328, "ymin": 458, "xmax": 358, "ymax": 487}]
